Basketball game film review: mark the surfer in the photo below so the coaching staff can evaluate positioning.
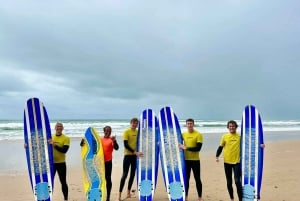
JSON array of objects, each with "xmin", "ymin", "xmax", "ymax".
[
  {"xmin": 215, "ymin": 120, "xmax": 242, "ymax": 201},
  {"xmin": 49, "ymin": 122, "xmax": 70, "ymax": 201},
  {"xmin": 117, "ymin": 117, "xmax": 143, "ymax": 201},
  {"xmin": 179, "ymin": 118, "xmax": 204, "ymax": 201},
  {"xmin": 102, "ymin": 126, "xmax": 119, "ymax": 201}
]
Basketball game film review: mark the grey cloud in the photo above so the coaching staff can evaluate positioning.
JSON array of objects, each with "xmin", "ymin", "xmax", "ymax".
[{"xmin": 0, "ymin": 0, "xmax": 300, "ymax": 120}]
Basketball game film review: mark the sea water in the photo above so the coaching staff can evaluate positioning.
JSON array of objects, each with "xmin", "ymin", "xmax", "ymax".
[
  {"xmin": 1, "ymin": 119, "xmax": 300, "ymax": 172},
  {"xmin": 1, "ymin": 119, "xmax": 300, "ymax": 141}
]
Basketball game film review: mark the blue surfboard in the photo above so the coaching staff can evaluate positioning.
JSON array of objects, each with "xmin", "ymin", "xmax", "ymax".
[
  {"xmin": 241, "ymin": 105, "xmax": 264, "ymax": 201},
  {"xmin": 158, "ymin": 106, "xmax": 186, "ymax": 201},
  {"xmin": 24, "ymin": 97, "xmax": 54, "ymax": 201},
  {"xmin": 136, "ymin": 109, "xmax": 160, "ymax": 201}
]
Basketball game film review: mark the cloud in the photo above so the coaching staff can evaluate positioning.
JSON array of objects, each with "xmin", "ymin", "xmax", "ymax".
[{"xmin": 0, "ymin": 0, "xmax": 300, "ymax": 120}]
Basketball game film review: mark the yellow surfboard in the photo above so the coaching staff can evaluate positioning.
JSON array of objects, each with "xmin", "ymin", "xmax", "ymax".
[{"xmin": 81, "ymin": 127, "xmax": 106, "ymax": 201}]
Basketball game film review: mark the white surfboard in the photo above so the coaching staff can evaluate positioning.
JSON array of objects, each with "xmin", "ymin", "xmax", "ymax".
[
  {"xmin": 158, "ymin": 106, "xmax": 186, "ymax": 201},
  {"xmin": 24, "ymin": 97, "xmax": 54, "ymax": 201},
  {"xmin": 136, "ymin": 109, "xmax": 159, "ymax": 201},
  {"xmin": 241, "ymin": 105, "xmax": 264, "ymax": 201}
]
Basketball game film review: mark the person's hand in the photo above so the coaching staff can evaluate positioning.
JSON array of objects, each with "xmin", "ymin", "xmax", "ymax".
[
  {"xmin": 216, "ymin": 157, "xmax": 220, "ymax": 163},
  {"xmin": 111, "ymin": 135, "xmax": 117, "ymax": 141},
  {"xmin": 178, "ymin": 144, "xmax": 186, "ymax": 150},
  {"xmin": 48, "ymin": 139, "xmax": 53, "ymax": 144},
  {"xmin": 134, "ymin": 151, "xmax": 143, "ymax": 158},
  {"xmin": 24, "ymin": 143, "xmax": 28, "ymax": 148},
  {"xmin": 260, "ymin": 144, "xmax": 265, "ymax": 148}
]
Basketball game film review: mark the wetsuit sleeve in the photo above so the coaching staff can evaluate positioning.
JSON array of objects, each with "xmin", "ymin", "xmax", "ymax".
[
  {"xmin": 114, "ymin": 140, "xmax": 119, "ymax": 150},
  {"xmin": 80, "ymin": 138, "xmax": 84, "ymax": 147},
  {"xmin": 216, "ymin": 146, "xmax": 223, "ymax": 157},
  {"xmin": 186, "ymin": 142, "xmax": 202, "ymax": 152},
  {"xmin": 124, "ymin": 140, "xmax": 134, "ymax": 153},
  {"xmin": 54, "ymin": 145, "xmax": 69, "ymax": 153}
]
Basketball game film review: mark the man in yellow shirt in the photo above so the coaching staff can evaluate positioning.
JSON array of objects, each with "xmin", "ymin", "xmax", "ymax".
[
  {"xmin": 118, "ymin": 118, "xmax": 143, "ymax": 201},
  {"xmin": 216, "ymin": 120, "xmax": 242, "ymax": 201},
  {"xmin": 179, "ymin": 118, "xmax": 204, "ymax": 201},
  {"xmin": 50, "ymin": 122, "xmax": 70, "ymax": 201}
]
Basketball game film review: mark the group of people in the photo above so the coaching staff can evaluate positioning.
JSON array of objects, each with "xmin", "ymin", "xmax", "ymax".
[{"xmin": 38, "ymin": 118, "xmax": 262, "ymax": 201}]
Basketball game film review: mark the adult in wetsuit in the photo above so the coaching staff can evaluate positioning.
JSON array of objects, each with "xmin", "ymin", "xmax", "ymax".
[{"xmin": 117, "ymin": 118, "xmax": 143, "ymax": 201}]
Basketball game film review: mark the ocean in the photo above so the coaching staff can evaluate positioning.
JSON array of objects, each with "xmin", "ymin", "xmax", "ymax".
[
  {"xmin": 1, "ymin": 119, "xmax": 300, "ymax": 141},
  {"xmin": 1, "ymin": 119, "xmax": 300, "ymax": 172}
]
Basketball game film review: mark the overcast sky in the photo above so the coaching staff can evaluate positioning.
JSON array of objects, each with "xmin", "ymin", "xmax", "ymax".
[{"xmin": 0, "ymin": 0, "xmax": 299, "ymax": 120}]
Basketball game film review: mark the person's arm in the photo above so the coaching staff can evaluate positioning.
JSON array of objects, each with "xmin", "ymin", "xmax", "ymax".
[
  {"xmin": 215, "ymin": 146, "xmax": 223, "ymax": 162},
  {"xmin": 54, "ymin": 144, "xmax": 69, "ymax": 153},
  {"xmin": 124, "ymin": 140, "xmax": 135, "ymax": 153},
  {"xmin": 216, "ymin": 146, "xmax": 223, "ymax": 157},
  {"xmin": 186, "ymin": 142, "xmax": 202, "ymax": 152},
  {"xmin": 113, "ymin": 140, "xmax": 119, "ymax": 150}
]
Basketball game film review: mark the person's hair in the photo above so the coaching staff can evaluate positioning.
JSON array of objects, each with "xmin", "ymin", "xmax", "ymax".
[
  {"xmin": 186, "ymin": 118, "xmax": 194, "ymax": 124},
  {"xmin": 55, "ymin": 122, "xmax": 63, "ymax": 128},
  {"xmin": 103, "ymin": 126, "xmax": 111, "ymax": 132},
  {"xmin": 130, "ymin": 117, "xmax": 138, "ymax": 123},
  {"xmin": 227, "ymin": 120, "xmax": 238, "ymax": 128}
]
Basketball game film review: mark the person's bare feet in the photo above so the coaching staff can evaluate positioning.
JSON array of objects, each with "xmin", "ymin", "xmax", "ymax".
[{"xmin": 126, "ymin": 190, "xmax": 136, "ymax": 198}]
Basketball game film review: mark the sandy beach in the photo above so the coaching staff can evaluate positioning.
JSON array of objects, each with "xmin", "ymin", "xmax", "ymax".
[{"xmin": 0, "ymin": 139, "xmax": 299, "ymax": 201}]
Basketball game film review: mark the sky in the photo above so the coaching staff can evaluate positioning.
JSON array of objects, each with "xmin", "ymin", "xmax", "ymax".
[{"xmin": 0, "ymin": 0, "xmax": 299, "ymax": 120}]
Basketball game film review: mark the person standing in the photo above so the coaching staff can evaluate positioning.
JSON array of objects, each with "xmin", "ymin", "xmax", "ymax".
[
  {"xmin": 117, "ymin": 118, "xmax": 143, "ymax": 201},
  {"xmin": 101, "ymin": 126, "xmax": 119, "ymax": 201},
  {"xmin": 179, "ymin": 118, "xmax": 204, "ymax": 201},
  {"xmin": 215, "ymin": 120, "xmax": 243, "ymax": 201},
  {"xmin": 51, "ymin": 122, "xmax": 70, "ymax": 201}
]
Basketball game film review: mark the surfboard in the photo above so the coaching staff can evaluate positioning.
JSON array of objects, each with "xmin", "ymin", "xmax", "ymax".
[
  {"xmin": 158, "ymin": 106, "xmax": 186, "ymax": 201},
  {"xmin": 136, "ymin": 109, "xmax": 159, "ymax": 201},
  {"xmin": 81, "ymin": 127, "xmax": 106, "ymax": 201},
  {"xmin": 241, "ymin": 105, "xmax": 264, "ymax": 201},
  {"xmin": 24, "ymin": 97, "xmax": 54, "ymax": 201}
]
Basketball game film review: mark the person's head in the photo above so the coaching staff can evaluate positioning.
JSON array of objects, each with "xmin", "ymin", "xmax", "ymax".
[
  {"xmin": 130, "ymin": 117, "xmax": 139, "ymax": 129},
  {"xmin": 186, "ymin": 118, "xmax": 195, "ymax": 132},
  {"xmin": 55, "ymin": 122, "xmax": 64, "ymax": 135},
  {"xmin": 227, "ymin": 120, "xmax": 238, "ymax": 134},
  {"xmin": 103, "ymin": 126, "xmax": 112, "ymax": 138}
]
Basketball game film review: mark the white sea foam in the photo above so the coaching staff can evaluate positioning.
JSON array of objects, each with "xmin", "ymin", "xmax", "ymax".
[{"xmin": 0, "ymin": 119, "xmax": 300, "ymax": 140}]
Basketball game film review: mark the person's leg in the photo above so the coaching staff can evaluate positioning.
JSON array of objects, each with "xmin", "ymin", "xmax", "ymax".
[
  {"xmin": 127, "ymin": 156, "xmax": 137, "ymax": 197},
  {"xmin": 191, "ymin": 160, "xmax": 203, "ymax": 200},
  {"xmin": 185, "ymin": 160, "xmax": 192, "ymax": 201},
  {"xmin": 53, "ymin": 163, "xmax": 57, "ymax": 176},
  {"xmin": 224, "ymin": 163, "xmax": 234, "ymax": 200},
  {"xmin": 56, "ymin": 163, "xmax": 69, "ymax": 200},
  {"xmin": 105, "ymin": 161, "xmax": 113, "ymax": 201},
  {"xmin": 233, "ymin": 163, "xmax": 243, "ymax": 201},
  {"xmin": 119, "ymin": 156, "xmax": 130, "ymax": 200}
]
